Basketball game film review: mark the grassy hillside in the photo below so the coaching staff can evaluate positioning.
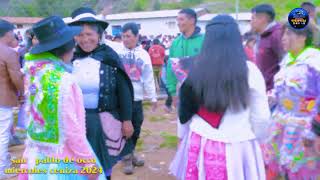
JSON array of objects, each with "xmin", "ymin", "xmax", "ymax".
[
  {"xmin": 1, "ymin": 0, "xmax": 319, "ymax": 18},
  {"xmin": 159, "ymin": 0, "xmax": 320, "ymax": 19}
]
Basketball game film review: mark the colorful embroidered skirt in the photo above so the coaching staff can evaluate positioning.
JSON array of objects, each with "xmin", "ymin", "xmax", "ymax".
[
  {"xmin": 262, "ymin": 112, "xmax": 320, "ymax": 180},
  {"xmin": 170, "ymin": 131, "xmax": 266, "ymax": 180}
]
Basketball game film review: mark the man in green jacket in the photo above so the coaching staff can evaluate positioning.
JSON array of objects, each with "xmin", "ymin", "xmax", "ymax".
[{"xmin": 166, "ymin": 8, "xmax": 204, "ymax": 104}]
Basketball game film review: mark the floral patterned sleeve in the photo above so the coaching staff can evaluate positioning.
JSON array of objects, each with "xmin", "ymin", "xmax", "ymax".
[{"xmin": 312, "ymin": 66, "xmax": 320, "ymax": 136}]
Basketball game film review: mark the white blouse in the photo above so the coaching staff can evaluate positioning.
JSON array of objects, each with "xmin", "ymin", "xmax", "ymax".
[
  {"xmin": 178, "ymin": 61, "xmax": 271, "ymax": 142},
  {"xmin": 72, "ymin": 57, "xmax": 101, "ymax": 109}
]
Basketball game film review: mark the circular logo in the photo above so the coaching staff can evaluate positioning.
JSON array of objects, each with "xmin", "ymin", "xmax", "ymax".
[{"xmin": 288, "ymin": 8, "xmax": 309, "ymax": 29}]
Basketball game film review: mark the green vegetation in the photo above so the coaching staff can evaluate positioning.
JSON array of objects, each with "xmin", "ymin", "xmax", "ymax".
[
  {"xmin": 236, "ymin": 0, "xmax": 320, "ymax": 20},
  {"xmin": 153, "ymin": 0, "xmax": 161, "ymax": 11},
  {"xmin": 159, "ymin": 132, "xmax": 178, "ymax": 149},
  {"xmin": 149, "ymin": 115, "xmax": 166, "ymax": 122},
  {"xmin": 132, "ymin": 0, "xmax": 149, "ymax": 11},
  {"xmin": 1, "ymin": 0, "xmax": 97, "ymax": 17},
  {"xmin": 136, "ymin": 139, "xmax": 144, "ymax": 152},
  {"xmin": 160, "ymin": 0, "xmax": 320, "ymax": 20},
  {"xmin": 143, "ymin": 101, "xmax": 152, "ymax": 111},
  {"xmin": 141, "ymin": 129, "xmax": 152, "ymax": 137},
  {"xmin": 0, "ymin": 0, "xmax": 319, "ymax": 20}
]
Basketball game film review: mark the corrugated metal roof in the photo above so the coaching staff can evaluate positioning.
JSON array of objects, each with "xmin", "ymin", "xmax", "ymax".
[
  {"xmin": 105, "ymin": 8, "xmax": 205, "ymax": 20},
  {"xmin": 198, "ymin": 12, "xmax": 251, "ymax": 21},
  {"xmin": 0, "ymin": 16, "xmax": 43, "ymax": 24}
]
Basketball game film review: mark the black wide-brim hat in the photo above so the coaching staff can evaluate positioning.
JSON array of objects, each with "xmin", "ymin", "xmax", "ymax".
[
  {"xmin": 30, "ymin": 16, "xmax": 82, "ymax": 54},
  {"xmin": 69, "ymin": 7, "xmax": 109, "ymax": 30}
]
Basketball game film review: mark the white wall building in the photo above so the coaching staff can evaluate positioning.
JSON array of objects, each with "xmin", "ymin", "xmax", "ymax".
[
  {"xmin": 104, "ymin": 8, "xmax": 207, "ymax": 36},
  {"xmin": 198, "ymin": 12, "xmax": 252, "ymax": 35},
  {"xmin": 103, "ymin": 10, "xmax": 251, "ymax": 37}
]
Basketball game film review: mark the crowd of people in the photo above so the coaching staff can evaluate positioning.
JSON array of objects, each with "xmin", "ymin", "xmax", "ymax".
[{"xmin": 0, "ymin": 1, "xmax": 320, "ymax": 180}]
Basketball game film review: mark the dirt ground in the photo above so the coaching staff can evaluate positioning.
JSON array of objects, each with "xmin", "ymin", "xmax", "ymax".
[{"xmin": 6, "ymin": 100, "xmax": 178, "ymax": 180}]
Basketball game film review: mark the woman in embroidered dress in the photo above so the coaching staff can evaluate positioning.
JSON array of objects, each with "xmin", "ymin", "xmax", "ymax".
[
  {"xmin": 169, "ymin": 15, "xmax": 270, "ymax": 180},
  {"xmin": 19, "ymin": 16, "xmax": 104, "ymax": 180},
  {"xmin": 262, "ymin": 23, "xmax": 320, "ymax": 180},
  {"xmin": 69, "ymin": 8, "xmax": 134, "ymax": 180}
]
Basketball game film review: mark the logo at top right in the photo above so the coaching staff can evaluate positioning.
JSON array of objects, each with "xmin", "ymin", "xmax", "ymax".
[{"xmin": 288, "ymin": 8, "xmax": 309, "ymax": 29}]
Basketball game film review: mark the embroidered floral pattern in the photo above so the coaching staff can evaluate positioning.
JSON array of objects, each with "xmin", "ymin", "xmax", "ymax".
[
  {"xmin": 171, "ymin": 58, "xmax": 191, "ymax": 83},
  {"xmin": 185, "ymin": 132, "xmax": 201, "ymax": 180},
  {"xmin": 262, "ymin": 48, "xmax": 320, "ymax": 178},
  {"xmin": 185, "ymin": 132, "xmax": 228, "ymax": 180},
  {"xmin": 25, "ymin": 60, "xmax": 65, "ymax": 144},
  {"xmin": 204, "ymin": 140, "xmax": 227, "ymax": 180},
  {"xmin": 282, "ymin": 99, "xmax": 294, "ymax": 110},
  {"xmin": 299, "ymin": 98, "xmax": 315, "ymax": 113}
]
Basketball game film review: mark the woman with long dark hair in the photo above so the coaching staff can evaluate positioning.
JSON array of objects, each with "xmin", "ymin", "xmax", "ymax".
[{"xmin": 170, "ymin": 15, "xmax": 270, "ymax": 180}]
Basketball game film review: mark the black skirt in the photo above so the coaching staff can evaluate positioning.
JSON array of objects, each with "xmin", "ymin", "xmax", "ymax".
[{"xmin": 85, "ymin": 109, "xmax": 134, "ymax": 171}]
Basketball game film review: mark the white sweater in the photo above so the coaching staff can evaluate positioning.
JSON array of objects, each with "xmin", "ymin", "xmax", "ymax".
[{"xmin": 117, "ymin": 45, "xmax": 157, "ymax": 102}]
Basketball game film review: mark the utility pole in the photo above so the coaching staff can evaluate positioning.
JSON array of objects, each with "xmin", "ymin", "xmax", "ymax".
[{"xmin": 235, "ymin": 0, "xmax": 239, "ymax": 20}]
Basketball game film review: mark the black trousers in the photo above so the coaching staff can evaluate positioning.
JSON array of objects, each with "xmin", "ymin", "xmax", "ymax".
[
  {"xmin": 160, "ymin": 78, "xmax": 172, "ymax": 108},
  {"xmin": 132, "ymin": 101, "xmax": 144, "ymax": 149}
]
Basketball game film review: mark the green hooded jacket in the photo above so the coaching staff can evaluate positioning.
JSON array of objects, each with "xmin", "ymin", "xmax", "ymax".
[{"xmin": 166, "ymin": 26, "xmax": 204, "ymax": 96}]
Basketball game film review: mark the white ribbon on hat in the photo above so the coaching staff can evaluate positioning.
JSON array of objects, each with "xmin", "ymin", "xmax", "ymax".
[{"xmin": 72, "ymin": 13, "xmax": 103, "ymax": 22}]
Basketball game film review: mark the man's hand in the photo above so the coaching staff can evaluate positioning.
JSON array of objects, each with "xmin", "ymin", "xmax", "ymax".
[
  {"xmin": 173, "ymin": 96, "xmax": 178, "ymax": 108},
  {"xmin": 122, "ymin": 121, "xmax": 134, "ymax": 139},
  {"xmin": 151, "ymin": 101, "xmax": 158, "ymax": 112}
]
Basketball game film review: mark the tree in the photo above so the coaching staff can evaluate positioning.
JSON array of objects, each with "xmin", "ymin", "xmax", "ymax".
[
  {"xmin": 153, "ymin": 0, "xmax": 161, "ymax": 10},
  {"xmin": 131, "ymin": 0, "xmax": 149, "ymax": 11},
  {"xmin": 182, "ymin": 0, "xmax": 203, "ymax": 4}
]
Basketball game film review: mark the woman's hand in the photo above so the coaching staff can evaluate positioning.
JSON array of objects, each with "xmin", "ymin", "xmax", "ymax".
[
  {"xmin": 303, "ymin": 138, "xmax": 314, "ymax": 147},
  {"xmin": 87, "ymin": 171, "xmax": 99, "ymax": 180},
  {"xmin": 80, "ymin": 165, "xmax": 100, "ymax": 180},
  {"xmin": 173, "ymin": 96, "xmax": 178, "ymax": 108},
  {"xmin": 122, "ymin": 121, "xmax": 134, "ymax": 139},
  {"xmin": 18, "ymin": 95, "xmax": 25, "ymax": 105}
]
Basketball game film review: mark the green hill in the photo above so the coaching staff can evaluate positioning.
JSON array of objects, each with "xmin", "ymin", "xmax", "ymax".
[
  {"xmin": 158, "ymin": 0, "xmax": 320, "ymax": 20},
  {"xmin": 1, "ymin": 0, "xmax": 320, "ymax": 18}
]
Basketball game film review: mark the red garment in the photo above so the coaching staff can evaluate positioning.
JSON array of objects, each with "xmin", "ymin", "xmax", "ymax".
[
  {"xmin": 148, "ymin": 44, "xmax": 165, "ymax": 66},
  {"xmin": 197, "ymin": 106, "xmax": 223, "ymax": 128},
  {"xmin": 244, "ymin": 46, "xmax": 255, "ymax": 63},
  {"xmin": 255, "ymin": 23, "xmax": 284, "ymax": 91}
]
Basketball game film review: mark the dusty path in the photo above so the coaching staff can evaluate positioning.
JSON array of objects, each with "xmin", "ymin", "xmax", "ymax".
[{"xmin": 7, "ymin": 100, "xmax": 178, "ymax": 180}]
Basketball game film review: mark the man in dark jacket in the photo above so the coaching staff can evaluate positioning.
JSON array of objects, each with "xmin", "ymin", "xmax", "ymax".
[
  {"xmin": 301, "ymin": 2, "xmax": 320, "ymax": 47},
  {"xmin": 251, "ymin": 4, "xmax": 284, "ymax": 91}
]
